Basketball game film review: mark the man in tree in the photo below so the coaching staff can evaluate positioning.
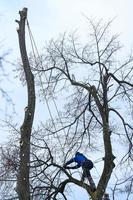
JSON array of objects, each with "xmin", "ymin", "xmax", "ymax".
[{"xmin": 63, "ymin": 152, "xmax": 96, "ymax": 191}]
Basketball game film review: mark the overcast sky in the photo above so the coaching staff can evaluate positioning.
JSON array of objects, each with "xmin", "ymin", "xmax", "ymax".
[
  {"xmin": 0, "ymin": 1, "xmax": 133, "ymax": 199},
  {"xmin": 0, "ymin": 0, "xmax": 132, "ymax": 135},
  {"xmin": 0, "ymin": 0, "xmax": 133, "ymax": 112},
  {"xmin": 1, "ymin": 0, "xmax": 133, "ymax": 52}
]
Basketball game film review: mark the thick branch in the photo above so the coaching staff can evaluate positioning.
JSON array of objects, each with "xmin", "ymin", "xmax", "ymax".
[{"xmin": 109, "ymin": 73, "xmax": 133, "ymax": 87}]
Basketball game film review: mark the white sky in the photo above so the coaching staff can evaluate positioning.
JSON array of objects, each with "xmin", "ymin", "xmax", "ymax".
[
  {"xmin": 0, "ymin": 0, "xmax": 133, "ymax": 52},
  {"xmin": 0, "ymin": 1, "xmax": 133, "ymax": 199}
]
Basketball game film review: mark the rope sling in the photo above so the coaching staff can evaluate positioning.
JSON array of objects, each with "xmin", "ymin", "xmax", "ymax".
[{"xmin": 27, "ymin": 20, "xmax": 67, "ymax": 153}]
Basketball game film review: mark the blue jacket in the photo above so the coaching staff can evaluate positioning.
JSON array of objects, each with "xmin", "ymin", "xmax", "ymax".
[{"xmin": 64, "ymin": 152, "xmax": 88, "ymax": 169}]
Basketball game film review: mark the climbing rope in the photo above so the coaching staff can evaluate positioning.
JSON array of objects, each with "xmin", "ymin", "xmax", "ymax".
[
  {"xmin": 94, "ymin": 157, "xmax": 103, "ymax": 164},
  {"xmin": 26, "ymin": 20, "xmax": 67, "ymax": 155}
]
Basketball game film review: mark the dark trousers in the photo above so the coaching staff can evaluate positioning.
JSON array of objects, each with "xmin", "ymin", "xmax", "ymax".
[
  {"xmin": 82, "ymin": 159, "xmax": 93, "ymax": 179},
  {"xmin": 81, "ymin": 160, "xmax": 96, "ymax": 190}
]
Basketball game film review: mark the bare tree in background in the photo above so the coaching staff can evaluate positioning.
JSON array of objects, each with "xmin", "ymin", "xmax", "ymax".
[
  {"xmin": 0, "ymin": 51, "xmax": 14, "ymax": 108},
  {"xmin": 32, "ymin": 19, "xmax": 133, "ymax": 200}
]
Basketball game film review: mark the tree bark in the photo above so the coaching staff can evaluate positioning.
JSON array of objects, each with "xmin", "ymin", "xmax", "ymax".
[
  {"xmin": 94, "ymin": 74, "xmax": 115, "ymax": 200},
  {"xmin": 16, "ymin": 8, "xmax": 36, "ymax": 200}
]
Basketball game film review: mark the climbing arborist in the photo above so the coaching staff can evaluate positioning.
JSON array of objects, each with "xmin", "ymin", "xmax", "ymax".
[{"xmin": 63, "ymin": 152, "xmax": 96, "ymax": 191}]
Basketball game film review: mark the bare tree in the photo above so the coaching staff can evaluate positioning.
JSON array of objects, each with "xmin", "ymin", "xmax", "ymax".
[
  {"xmin": 0, "ymin": 11, "xmax": 133, "ymax": 200},
  {"xmin": 32, "ymin": 19, "xmax": 133, "ymax": 200},
  {"xmin": 0, "ymin": 51, "xmax": 14, "ymax": 109},
  {"xmin": 15, "ymin": 8, "xmax": 36, "ymax": 200}
]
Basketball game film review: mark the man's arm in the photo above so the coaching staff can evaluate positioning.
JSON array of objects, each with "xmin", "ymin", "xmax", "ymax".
[
  {"xmin": 65, "ymin": 163, "xmax": 80, "ymax": 169},
  {"xmin": 63, "ymin": 157, "xmax": 80, "ymax": 169},
  {"xmin": 63, "ymin": 158, "xmax": 76, "ymax": 168}
]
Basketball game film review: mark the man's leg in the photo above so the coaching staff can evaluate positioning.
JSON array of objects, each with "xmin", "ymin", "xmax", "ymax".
[
  {"xmin": 82, "ymin": 161, "xmax": 96, "ymax": 191},
  {"xmin": 88, "ymin": 173, "xmax": 96, "ymax": 191},
  {"xmin": 81, "ymin": 173, "xmax": 85, "ymax": 182},
  {"xmin": 85, "ymin": 160, "xmax": 96, "ymax": 191},
  {"xmin": 81, "ymin": 166, "xmax": 86, "ymax": 182}
]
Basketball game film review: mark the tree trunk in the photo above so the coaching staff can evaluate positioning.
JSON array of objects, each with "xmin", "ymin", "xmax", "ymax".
[
  {"xmin": 93, "ymin": 75, "xmax": 115, "ymax": 200},
  {"xmin": 16, "ymin": 8, "xmax": 36, "ymax": 200}
]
